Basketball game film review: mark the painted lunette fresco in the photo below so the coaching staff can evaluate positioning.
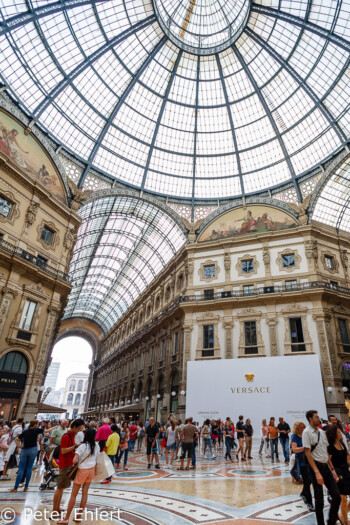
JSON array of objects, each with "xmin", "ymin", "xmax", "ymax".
[
  {"xmin": 198, "ymin": 205, "xmax": 298, "ymax": 242},
  {"xmin": 0, "ymin": 110, "xmax": 66, "ymax": 204}
]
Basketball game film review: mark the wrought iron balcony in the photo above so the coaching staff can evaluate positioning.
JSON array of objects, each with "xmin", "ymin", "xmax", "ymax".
[{"xmin": 0, "ymin": 237, "xmax": 69, "ymax": 282}]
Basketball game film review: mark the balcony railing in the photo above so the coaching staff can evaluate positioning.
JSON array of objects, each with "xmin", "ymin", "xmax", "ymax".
[
  {"xmin": 181, "ymin": 281, "xmax": 349, "ymax": 301},
  {"xmin": 97, "ymin": 279, "xmax": 349, "ymax": 370},
  {"xmin": 0, "ymin": 237, "xmax": 69, "ymax": 282}
]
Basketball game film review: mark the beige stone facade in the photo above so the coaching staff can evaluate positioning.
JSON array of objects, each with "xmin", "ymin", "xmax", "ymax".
[
  {"xmin": 88, "ymin": 206, "xmax": 350, "ymax": 422},
  {"xmin": 0, "ymin": 124, "xmax": 80, "ymax": 420}
]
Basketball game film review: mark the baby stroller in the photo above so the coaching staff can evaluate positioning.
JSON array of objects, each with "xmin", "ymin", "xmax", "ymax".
[{"xmin": 39, "ymin": 446, "xmax": 59, "ymax": 491}]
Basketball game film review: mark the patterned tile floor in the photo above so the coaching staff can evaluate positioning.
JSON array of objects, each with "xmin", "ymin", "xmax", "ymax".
[{"xmin": 0, "ymin": 445, "xmax": 322, "ymax": 524}]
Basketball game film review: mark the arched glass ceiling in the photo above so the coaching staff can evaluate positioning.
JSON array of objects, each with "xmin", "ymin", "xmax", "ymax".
[
  {"xmin": 0, "ymin": 0, "xmax": 349, "ymax": 200},
  {"xmin": 312, "ymin": 156, "xmax": 350, "ymax": 233},
  {"xmin": 64, "ymin": 196, "xmax": 186, "ymax": 333}
]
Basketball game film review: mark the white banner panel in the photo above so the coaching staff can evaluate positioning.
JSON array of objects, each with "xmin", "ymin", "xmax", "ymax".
[{"xmin": 186, "ymin": 355, "xmax": 327, "ymax": 429}]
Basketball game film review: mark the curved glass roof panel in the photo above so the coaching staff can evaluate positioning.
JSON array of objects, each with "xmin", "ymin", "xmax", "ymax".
[
  {"xmin": 64, "ymin": 196, "xmax": 186, "ymax": 333},
  {"xmin": 312, "ymin": 156, "xmax": 350, "ymax": 233},
  {"xmin": 0, "ymin": 0, "xmax": 349, "ymax": 200}
]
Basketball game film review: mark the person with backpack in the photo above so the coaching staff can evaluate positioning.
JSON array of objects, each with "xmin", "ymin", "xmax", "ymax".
[{"xmin": 57, "ymin": 428, "xmax": 99, "ymax": 524}]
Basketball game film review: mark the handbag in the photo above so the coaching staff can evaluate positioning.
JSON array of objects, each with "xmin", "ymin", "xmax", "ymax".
[
  {"xmin": 120, "ymin": 441, "xmax": 128, "ymax": 451},
  {"xmin": 94, "ymin": 451, "xmax": 115, "ymax": 482}
]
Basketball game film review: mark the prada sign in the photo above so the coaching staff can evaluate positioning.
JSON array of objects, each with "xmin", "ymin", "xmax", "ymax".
[{"xmin": 0, "ymin": 371, "xmax": 27, "ymax": 391}]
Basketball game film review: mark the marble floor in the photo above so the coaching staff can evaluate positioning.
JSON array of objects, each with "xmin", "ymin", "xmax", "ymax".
[{"xmin": 0, "ymin": 444, "xmax": 322, "ymax": 525}]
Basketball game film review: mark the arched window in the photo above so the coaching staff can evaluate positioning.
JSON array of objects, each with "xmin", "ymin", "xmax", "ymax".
[
  {"xmin": 75, "ymin": 393, "xmax": 81, "ymax": 405},
  {"xmin": 0, "ymin": 351, "xmax": 28, "ymax": 374},
  {"xmin": 84, "ymin": 381, "xmax": 88, "ymax": 391},
  {"xmin": 67, "ymin": 393, "xmax": 73, "ymax": 406},
  {"xmin": 82, "ymin": 394, "xmax": 86, "ymax": 404},
  {"xmin": 77, "ymin": 380, "xmax": 83, "ymax": 391},
  {"xmin": 69, "ymin": 380, "xmax": 76, "ymax": 391}
]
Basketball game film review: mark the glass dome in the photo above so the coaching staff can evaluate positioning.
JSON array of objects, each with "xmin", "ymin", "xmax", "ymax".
[{"xmin": 0, "ymin": 0, "xmax": 349, "ymax": 200}]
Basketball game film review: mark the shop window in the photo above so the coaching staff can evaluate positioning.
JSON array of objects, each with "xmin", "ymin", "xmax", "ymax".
[
  {"xmin": 325, "ymin": 255, "xmax": 335, "ymax": 270},
  {"xmin": 0, "ymin": 195, "xmax": 12, "ymax": 218},
  {"xmin": 19, "ymin": 300, "xmax": 37, "ymax": 331},
  {"xmin": 41, "ymin": 226, "xmax": 55, "ymax": 245},
  {"xmin": 285, "ymin": 280, "xmax": 297, "ymax": 291},
  {"xmin": 244, "ymin": 321, "xmax": 258, "ymax": 354},
  {"xmin": 204, "ymin": 288, "xmax": 214, "ymax": 299},
  {"xmin": 242, "ymin": 259, "xmax": 254, "ymax": 273},
  {"xmin": 282, "ymin": 254, "xmax": 295, "ymax": 268},
  {"xmin": 338, "ymin": 319, "xmax": 350, "ymax": 353},
  {"xmin": 243, "ymin": 285, "xmax": 255, "ymax": 296},
  {"xmin": 289, "ymin": 317, "xmax": 306, "ymax": 352},
  {"xmin": 204, "ymin": 265, "xmax": 215, "ymax": 278},
  {"xmin": 0, "ymin": 351, "xmax": 28, "ymax": 374}
]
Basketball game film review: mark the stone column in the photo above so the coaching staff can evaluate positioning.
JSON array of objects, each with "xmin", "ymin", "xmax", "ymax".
[
  {"xmin": 0, "ymin": 287, "xmax": 18, "ymax": 339},
  {"xmin": 313, "ymin": 313, "xmax": 345, "ymax": 415},
  {"xmin": 223, "ymin": 318, "xmax": 233, "ymax": 359},
  {"xmin": 266, "ymin": 316, "xmax": 278, "ymax": 356}
]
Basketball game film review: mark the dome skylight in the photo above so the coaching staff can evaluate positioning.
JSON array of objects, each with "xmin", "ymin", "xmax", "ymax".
[
  {"xmin": 0, "ymin": 0, "xmax": 349, "ymax": 200},
  {"xmin": 153, "ymin": 0, "xmax": 250, "ymax": 55}
]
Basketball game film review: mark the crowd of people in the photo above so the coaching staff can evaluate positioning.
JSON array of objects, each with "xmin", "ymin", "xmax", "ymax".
[{"xmin": 0, "ymin": 411, "xmax": 350, "ymax": 524}]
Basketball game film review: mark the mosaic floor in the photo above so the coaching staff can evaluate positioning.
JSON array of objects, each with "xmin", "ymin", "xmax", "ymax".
[{"xmin": 0, "ymin": 443, "xmax": 323, "ymax": 524}]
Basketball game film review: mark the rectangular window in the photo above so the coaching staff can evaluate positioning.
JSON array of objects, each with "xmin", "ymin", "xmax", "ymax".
[
  {"xmin": 140, "ymin": 353, "xmax": 144, "ymax": 369},
  {"xmin": 325, "ymin": 256, "xmax": 334, "ymax": 270},
  {"xmin": 203, "ymin": 325, "xmax": 214, "ymax": 349},
  {"xmin": 173, "ymin": 332, "xmax": 179, "ymax": 355},
  {"xmin": 242, "ymin": 259, "xmax": 254, "ymax": 273},
  {"xmin": 19, "ymin": 300, "xmax": 37, "ymax": 331},
  {"xmin": 338, "ymin": 319, "xmax": 350, "ymax": 353},
  {"xmin": 36, "ymin": 255, "xmax": 47, "ymax": 269},
  {"xmin": 0, "ymin": 195, "xmax": 12, "ymax": 218},
  {"xmin": 289, "ymin": 317, "xmax": 306, "ymax": 351},
  {"xmin": 243, "ymin": 285, "xmax": 255, "ymax": 296},
  {"xmin": 282, "ymin": 254, "xmax": 295, "ymax": 267},
  {"xmin": 330, "ymin": 281, "xmax": 338, "ymax": 290},
  {"xmin": 285, "ymin": 280, "xmax": 297, "ymax": 291},
  {"xmin": 204, "ymin": 265, "xmax": 215, "ymax": 278},
  {"xmin": 204, "ymin": 288, "xmax": 214, "ymax": 299},
  {"xmin": 244, "ymin": 321, "xmax": 258, "ymax": 354},
  {"xmin": 150, "ymin": 347, "xmax": 154, "ymax": 364},
  {"xmin": 41, "ymin": 226, "xmax": 54, "ymax": 244}
]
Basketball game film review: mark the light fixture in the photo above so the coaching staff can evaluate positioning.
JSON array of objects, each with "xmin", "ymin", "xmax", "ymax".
[
  {"xmin": 135, "ymin": 398, "xmax": 139, "ymax": 402},
  {"xmin": 342, "ymin": 386, "xmax": 348, "ymax": 392},
  {"xmin": 39, "ymin": 386, "xmax": 45, "ymax": 392},
  {"xmin": 327, "ymin": 386, "xmax": 333, "ymax": 393},
  {"xmin": 145, "ymin": 396, "xmax": 149, "ymax": 401},
  {"xmin": 156, "ymin": 394, "xmax": 161, "ymax": 399},
  {"xmin": 180, "ymin": 390, "xmax": 186, "ymax": 396},
  {"xmin": 127, "ymin": 400, "xmax": 131, "ymax": 404},
  {"xmin": 120, "ymin": 401, "xmax": 124, "ymax": 405},
  {"xmin": 171, "ymin": 391, "xmax": 176, "ymax": 397}
]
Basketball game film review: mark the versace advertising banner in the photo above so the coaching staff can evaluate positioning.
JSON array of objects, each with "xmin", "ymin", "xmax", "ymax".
[{"xmin": 186, "ymin": 355, "xmax": 327, "ymax": 427}]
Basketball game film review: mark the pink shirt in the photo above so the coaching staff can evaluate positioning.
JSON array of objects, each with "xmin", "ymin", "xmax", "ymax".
[{"xmin": 95, "ymin": 424, "xmax": 112, "ymax": 442}]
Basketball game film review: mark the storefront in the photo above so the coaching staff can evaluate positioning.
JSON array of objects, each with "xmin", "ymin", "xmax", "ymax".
[{"xmin": 0, "ymin": 351, "xmax": 28, "ymax": 421}]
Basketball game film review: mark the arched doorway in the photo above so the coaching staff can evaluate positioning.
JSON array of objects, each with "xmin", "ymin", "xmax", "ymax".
[
  {"xmin": 43, "ymin": 336, "xmax": 93, "ymax": 419},
  {"xmin": 341, "ymin": 362, "xmax": 350, "ymax": 415},
  {"xmin": 0, "ymin": 351, "xmax": 28, "ymax": 420}
]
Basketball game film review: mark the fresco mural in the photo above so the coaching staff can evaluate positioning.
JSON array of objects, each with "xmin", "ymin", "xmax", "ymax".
[
  {"xmin": 0, "ymin": 110, "xmax": 66, "ymax": 204},
  {"xmin": 198, "ymin": 205, "xmax": 298, "ymax": 242}
]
